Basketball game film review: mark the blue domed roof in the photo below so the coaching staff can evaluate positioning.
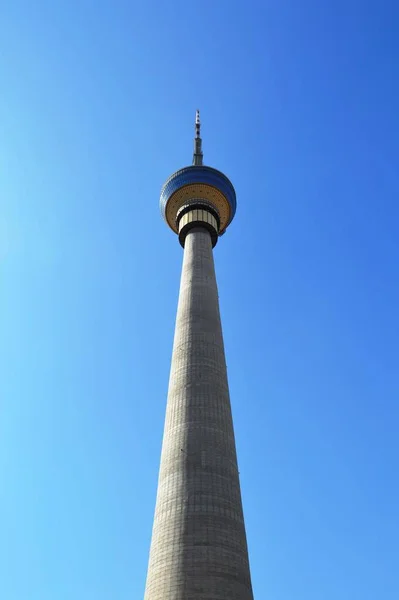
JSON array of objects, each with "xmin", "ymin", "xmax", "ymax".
[{"xmin": 160, "ymin": 165, "xmax": 237, "ymax": 230}]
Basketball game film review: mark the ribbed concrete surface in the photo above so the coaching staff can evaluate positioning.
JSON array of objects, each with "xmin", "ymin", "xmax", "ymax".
[{"xmin": 144, "ymin": 227, "xmax": 253, "ymax": 600}]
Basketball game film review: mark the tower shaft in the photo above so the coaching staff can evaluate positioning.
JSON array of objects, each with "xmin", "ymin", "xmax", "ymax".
[{"xmin": 144, "ymin": 227, "xmax": 253, "ymax": 600}]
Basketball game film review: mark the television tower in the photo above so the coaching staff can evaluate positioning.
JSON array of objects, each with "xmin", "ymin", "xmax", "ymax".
[{"xmin": 144, "ymin": 111, "xmax": 254, "ymax": 600}]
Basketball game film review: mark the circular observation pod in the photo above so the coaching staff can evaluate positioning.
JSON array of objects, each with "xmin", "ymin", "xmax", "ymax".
[{"xmin": 160, "ymin": 166, "xmax": 237, "ymax": 246}]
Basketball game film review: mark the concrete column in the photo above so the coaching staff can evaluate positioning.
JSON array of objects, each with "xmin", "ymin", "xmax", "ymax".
[{"xmin": 144, "ymin": 227, "xmax": 254, "ymax": 600}]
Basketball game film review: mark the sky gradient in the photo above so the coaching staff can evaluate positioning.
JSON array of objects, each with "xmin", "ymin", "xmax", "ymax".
[{"xmin": 1, "ymin": 1, "xmax": 399, "ymax": 599}]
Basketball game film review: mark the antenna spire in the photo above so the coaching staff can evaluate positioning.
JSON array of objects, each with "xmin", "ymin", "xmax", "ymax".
[{"xmin": 192, "ymin": 109, "xmax": 203, "ymax": 166}]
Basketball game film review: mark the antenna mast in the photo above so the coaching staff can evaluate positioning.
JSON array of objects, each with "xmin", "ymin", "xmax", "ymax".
[{"xmin": 192, "ymin": 109, "xmax": 203, "ymax": 166}]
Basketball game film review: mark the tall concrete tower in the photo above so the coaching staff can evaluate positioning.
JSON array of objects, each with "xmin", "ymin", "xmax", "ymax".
[{"xmin": 144, "ymin": 112, "xmax": 254, "ymax": 600}]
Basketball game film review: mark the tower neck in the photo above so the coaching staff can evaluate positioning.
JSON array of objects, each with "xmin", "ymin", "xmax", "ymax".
[{"xmin": 192, "ymin": 109, "xmax": 203, "ymax": 166}]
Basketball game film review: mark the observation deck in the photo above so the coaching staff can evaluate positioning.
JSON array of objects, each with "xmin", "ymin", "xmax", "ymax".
[{"xmin": 159, "ymin": 112, "xmax": 236, "ymax": 246}]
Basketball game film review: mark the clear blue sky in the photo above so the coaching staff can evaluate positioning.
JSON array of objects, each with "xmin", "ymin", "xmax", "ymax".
[{"xmin": 1, "ymin": 1, "xmax": 398, "ymax": 598}]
